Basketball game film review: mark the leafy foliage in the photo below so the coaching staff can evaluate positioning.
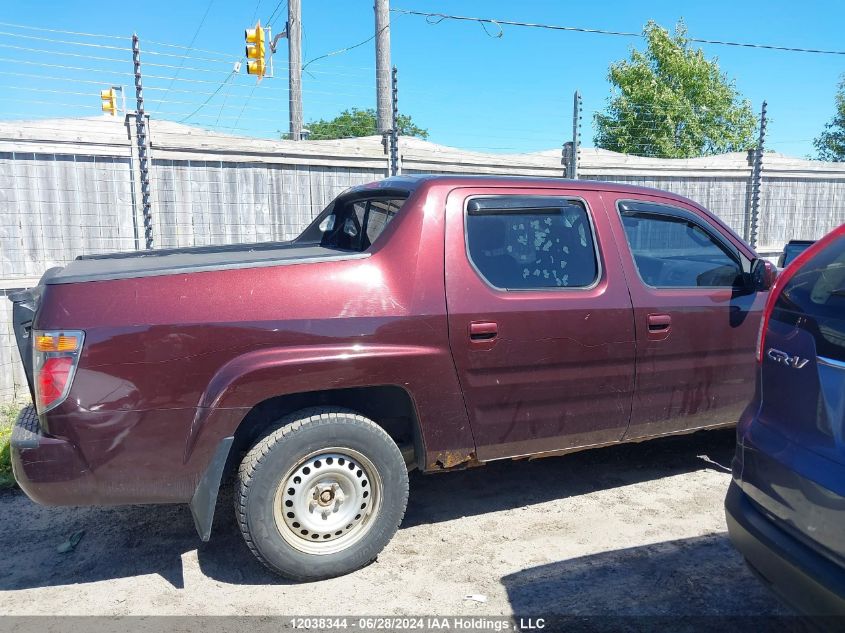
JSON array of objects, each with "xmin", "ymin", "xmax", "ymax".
[
  {"xmin": 305, "ymin": 108, "xmax": 428, "ymax": 140},
  {"xmin": 594, "ymin": 21, "xmax": 757, "ymax": 158},
  {"xmin": 814, "ymin": 76, "xmax": 845, "ymax": 162},
  {"xmin": 0, "ymin": 404, "xmax": 18, "ymax": 489}
]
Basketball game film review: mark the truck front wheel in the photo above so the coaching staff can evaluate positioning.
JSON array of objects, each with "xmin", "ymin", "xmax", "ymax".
[{"xmin": 234, "ymin": 407, "xmax": 409, "ymax": 581}]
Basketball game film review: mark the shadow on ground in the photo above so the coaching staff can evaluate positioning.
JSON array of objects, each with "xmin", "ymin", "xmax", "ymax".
[
  {"xmin": 402, "ymin": 427, "xmax": 735, "ymax": 527},
  {"xmin": 502, "ymin": 533, "xmax": 792, "ymax": 617},
  {"xmin": 0, "ymin": 428, "xmax": 735, "ymax": 590}
]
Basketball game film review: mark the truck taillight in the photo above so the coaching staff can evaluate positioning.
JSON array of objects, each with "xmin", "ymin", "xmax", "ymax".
[{"xmin": 33, "ymin": 330, "xmax": 84, "ymax": 413}]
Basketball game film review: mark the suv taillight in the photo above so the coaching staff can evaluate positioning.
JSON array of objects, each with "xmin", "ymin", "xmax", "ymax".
[
  {"xmin": 33, "ymin": 330, "xmax": 84, "ymax": 413},
  {"xmin": 756, "ymin": 272, "xmax": 788, "ymax": 363},
  {"xmin": 757, "ymin": 225, "xmax": 845, "ymax": 363}
]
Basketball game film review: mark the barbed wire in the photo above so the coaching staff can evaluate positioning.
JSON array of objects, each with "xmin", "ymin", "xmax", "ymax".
[{"xmin": 0, "ymin": 21, "xmax": 126, "ymax": 40}]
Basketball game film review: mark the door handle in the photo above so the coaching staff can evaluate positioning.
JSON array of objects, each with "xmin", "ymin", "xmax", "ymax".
[
  {"xmin": 647, "ymin": 314, "xmax": 671, "ymax": 340},
  {"xmin": 647, "ymin": 314, "xmax": 671, "ymax": 330},
  {"xmin": 469, "ymin": 321, "xmax": 498, "ymax": 342}
]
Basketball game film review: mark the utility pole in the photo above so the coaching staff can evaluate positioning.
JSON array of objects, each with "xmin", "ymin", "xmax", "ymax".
[
  {"xmin": 288, "ymin": 0, "xmax": 303, "ymax": 140},
  {"xmin": 374, "ymin": 0, "xmax": 392, "ymax": 136}
]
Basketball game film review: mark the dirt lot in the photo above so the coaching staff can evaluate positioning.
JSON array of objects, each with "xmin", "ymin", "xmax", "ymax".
[{"xmin": 0, "ymin": 428, "xmax": 791, "ymax": 618}]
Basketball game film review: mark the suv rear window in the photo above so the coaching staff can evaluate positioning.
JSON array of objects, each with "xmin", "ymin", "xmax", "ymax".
[{"xmin": 773, "ymin": 235, "xmax": 845, "ymax": 362}]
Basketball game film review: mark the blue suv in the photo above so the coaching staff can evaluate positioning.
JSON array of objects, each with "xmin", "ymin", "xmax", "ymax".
[{"xmin": 726, "ymin": 224, "xmax": 845, "ymax": 614}]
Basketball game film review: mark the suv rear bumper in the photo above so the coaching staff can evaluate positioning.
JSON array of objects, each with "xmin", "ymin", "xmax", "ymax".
[
  {"xmin": 726, "ymin": 481, "xmax": 845, "ymax": 615},
  {"xmin": 10, "ymin": 405, "xmax": 95, "ymax": 505}
]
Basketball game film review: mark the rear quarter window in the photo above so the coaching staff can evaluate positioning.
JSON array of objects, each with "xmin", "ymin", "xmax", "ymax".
[
  {"xmin": 298, "ymin": 196, "xmax": 407, "ymax": 252},
  {"xmin": 773, "ymin": 235, "xmax": 845, "ymax": 362}
]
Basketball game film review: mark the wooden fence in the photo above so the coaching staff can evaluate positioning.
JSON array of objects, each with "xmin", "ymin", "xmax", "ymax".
[{"xmin": 1, "ymin": 116, "xmax": 843, "ymax": 402}]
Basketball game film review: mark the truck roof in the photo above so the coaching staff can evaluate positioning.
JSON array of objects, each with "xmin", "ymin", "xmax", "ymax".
[
  {"xmin": 358, "ymin": 174, "xmax": 705, "ymax": 208},
  {"xmin": 363, "ymin": 174, "xmax": 748, "ymax": 257}
]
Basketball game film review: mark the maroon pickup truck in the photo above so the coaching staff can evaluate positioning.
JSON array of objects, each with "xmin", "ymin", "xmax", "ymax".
[{"xmin": 9, "ymin": 175, "xmax": 776, "ymax": 580}]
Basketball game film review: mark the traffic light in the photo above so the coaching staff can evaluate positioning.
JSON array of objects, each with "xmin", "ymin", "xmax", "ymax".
[
  {"xmin": 245, "ymin": 21, "xmax": 266, "ymax": 79},
  {"xmin": 100, "ymin": 88, "xmax": 117, "ymax": 116}
]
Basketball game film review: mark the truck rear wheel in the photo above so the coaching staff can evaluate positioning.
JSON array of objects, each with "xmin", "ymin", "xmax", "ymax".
[{"xmin": 235, "ymin": 407, "xmax": 409, "ymax": 581}]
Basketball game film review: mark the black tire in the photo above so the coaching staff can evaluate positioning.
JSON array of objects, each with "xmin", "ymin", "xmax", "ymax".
[{"xmin": 235, "ymin": 407, "xmax": 409, "ymax": 581}]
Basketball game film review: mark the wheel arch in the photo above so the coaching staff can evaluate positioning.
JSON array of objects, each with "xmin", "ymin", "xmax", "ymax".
[
  {"xmin": 189, "ymin": 385, "xmax": 422, "ymax": 543},
  {"xmin": 225, "ymin": 385, "xmax": 425, "ymax": 478}
]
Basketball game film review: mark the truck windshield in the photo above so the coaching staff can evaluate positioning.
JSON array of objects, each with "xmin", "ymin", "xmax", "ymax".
[{"xmin": 297, "ymin": 196, "xmax": 407, "ymax": 252}]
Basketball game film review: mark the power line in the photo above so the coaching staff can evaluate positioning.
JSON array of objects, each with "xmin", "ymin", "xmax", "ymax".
[
  {"xmin": 152, "ymin": 0, "xmax": 217, "ymax": 114},
  {"xmin": 182, "ymin": 1, "xmax": 285, "ymax": 123},
  {"xmin": 391, "ymin": 8, "xmax": 845, "ymax": 56},
  {"xmin": 178, "ymin": 69, "xmax": 236, "ymax": 122},
  {"xmin": 233, "ymin": 83, "xmax": 259, "ymax": 128},
  {"xmin": 215, "ymin": 71, "xmax": 238, "ymax": 125},
  {"xmin": 302, "ymin": 23, "xmax": 388, "ymax": 73},
  {"xmin": 251, "ymin": 0, "xmax": 264, "ymax": 23},
  {"xmin": 265, "ymin": 0, "xmax": 287, "ymax": 27},
  {"xmin": 235, "ymin": 2, "xmax": 288, "ymax": 130}
]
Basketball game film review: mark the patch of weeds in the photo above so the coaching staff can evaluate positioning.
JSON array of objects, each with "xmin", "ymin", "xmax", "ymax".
[{"xmin": 0, "ymin": 403, "xmax": 20, "ymax": 489}]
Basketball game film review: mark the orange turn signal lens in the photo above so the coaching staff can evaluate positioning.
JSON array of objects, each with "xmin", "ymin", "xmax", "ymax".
[
  {"xmin": 34, "ymin": 335, "xmax": 55, "ymax": 352},
  {"xmin": 57, "ymin": 335, "xmax": 80, "ymax": 351},
  {"xmin": 34, "ymin": 333, "xmax": 80, "ymax": 353}
]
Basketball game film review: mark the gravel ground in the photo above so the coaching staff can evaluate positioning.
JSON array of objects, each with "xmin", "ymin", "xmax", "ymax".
[{"xmin": 0, "ymin": 428, "xmax": 791, "ymax": 618}]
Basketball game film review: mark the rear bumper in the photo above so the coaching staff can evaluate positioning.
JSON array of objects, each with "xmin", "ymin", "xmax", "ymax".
[
  {"xmin": 11, "ymin": 405, "xmax": 95, "ymax": 505},
  {"xmin": 726, "ymin": 481, "xmax": 845, "ymax": 615}
]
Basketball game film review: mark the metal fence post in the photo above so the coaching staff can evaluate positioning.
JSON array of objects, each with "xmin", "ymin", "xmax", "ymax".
[
  {"xmin": 561, "ymin": 142, "xmax": 573, "ymax": 178},
  {"xmin": 132, "ymin": 34, "xmax": 154, "ymax": 249},
  {"xmin": 124, "ymin": 113, "xmax": 142, "ymax": 251},
  {"xmin": 748, "ymin": 101, "xmax": 768, "ymax": 249},
  {"xmin": 389, "ymin": 66, "xmax": 400, "ymax": 177},
  {"xmin": 570, "ymin": 90, "xmax": 582, "ymax": 179}
]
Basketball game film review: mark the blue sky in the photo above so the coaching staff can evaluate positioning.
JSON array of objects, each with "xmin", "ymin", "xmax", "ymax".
[{"xmin": 1, "ymin": 0, "xmax": 843, "ymax": 156}]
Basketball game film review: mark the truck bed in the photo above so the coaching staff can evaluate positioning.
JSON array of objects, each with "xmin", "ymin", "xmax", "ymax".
[{"xmin": 45, "ymin": 241, "xmax": 366, "ymax": 284}]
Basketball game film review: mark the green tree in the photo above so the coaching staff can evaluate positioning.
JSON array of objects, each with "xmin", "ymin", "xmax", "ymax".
[
  {"xmin": 304, "ymin": 107, "xmax": 428, "ymax": 140},
  {"xmin": 814, "ymin": 75, "xmax": 845, "ymax": 162},
  {"xmin": 594, "ymin": 20, "xmax": 757, "ymax": 158}
]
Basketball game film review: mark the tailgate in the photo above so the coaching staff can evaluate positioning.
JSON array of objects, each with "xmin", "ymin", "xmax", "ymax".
[
  {"xmin": 7, "ymin": 268, "xmax": 60, "ymax": 400},
  {"xmin": 9, "ymin": 287, "xmax": 38, "ymax": 400},
  {"xmin": 762, "ymin": 236, "xmax": 845, "ymax": 465}
]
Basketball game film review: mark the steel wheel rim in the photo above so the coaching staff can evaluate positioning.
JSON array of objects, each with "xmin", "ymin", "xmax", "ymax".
[{"xmin": 273, "ymin": 448, "xmax": 383, "ymax": 555}]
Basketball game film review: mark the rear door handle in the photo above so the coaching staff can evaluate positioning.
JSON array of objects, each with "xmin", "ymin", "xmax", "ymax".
[
  {"xmin": 647, "ymin": 313, "xmax": 671, "ymax": 339},
  {"xmin": 469, "ymin": 321, "xmax": 498, "ymax": 342}
]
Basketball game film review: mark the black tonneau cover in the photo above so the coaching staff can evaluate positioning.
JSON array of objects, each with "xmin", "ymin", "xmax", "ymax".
[{"xmin": 46, "ymin": 241, "xmax": 368, "ymax": 285}]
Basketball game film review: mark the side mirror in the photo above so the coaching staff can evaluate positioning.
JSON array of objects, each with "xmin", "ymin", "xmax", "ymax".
[{"xmin": 751, "ymin": 258, "xmax": 778, "ymax": 292}]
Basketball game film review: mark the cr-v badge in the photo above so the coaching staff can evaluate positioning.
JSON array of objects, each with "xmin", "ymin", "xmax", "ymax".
[{"xmin": 767, "ymin": 348, "xmax": 810, "ymax": 369}]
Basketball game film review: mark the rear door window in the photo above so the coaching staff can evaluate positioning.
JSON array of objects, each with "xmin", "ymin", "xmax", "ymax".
[
  {"xmin": 618, "ymin": 203, "xmax": 743, "ymax": 288},
  {"xmin": 465, "ymin": 197, "xmax": 599, "ymax": 290},
  {"xmin": 773, "ymin": 235, "xmax": 845, "ymax": 362}
]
